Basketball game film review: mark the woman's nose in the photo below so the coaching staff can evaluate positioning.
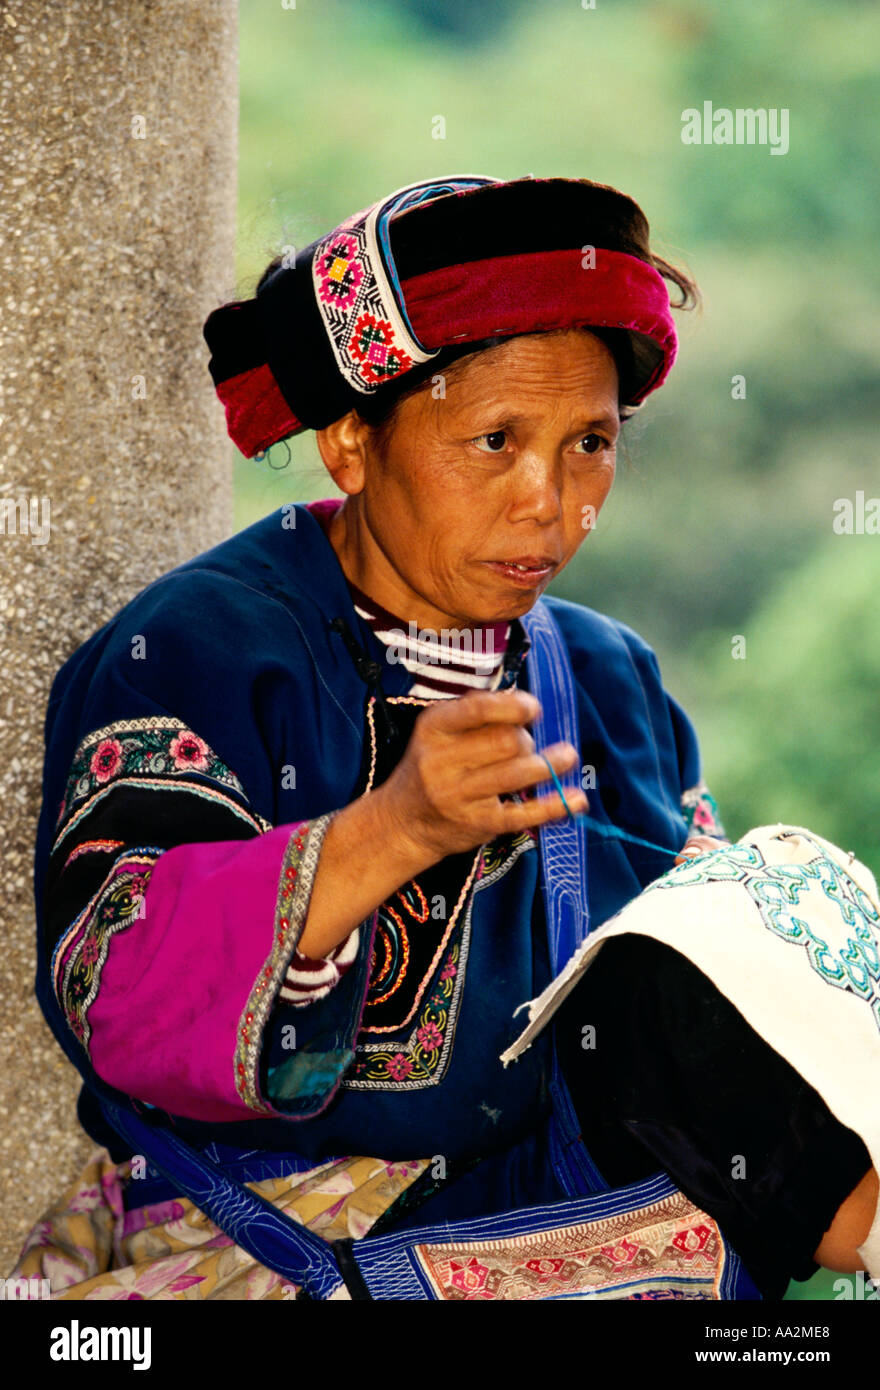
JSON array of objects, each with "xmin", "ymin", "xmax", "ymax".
[{"xmin": 506, "ymin": 454, "xmax": 564, "ymax": 525}]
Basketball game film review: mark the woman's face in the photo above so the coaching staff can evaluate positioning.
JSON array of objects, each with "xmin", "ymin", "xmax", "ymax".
[{"xmin": 323, "ymin": 328, "xmax": 620, "ymax": 629}]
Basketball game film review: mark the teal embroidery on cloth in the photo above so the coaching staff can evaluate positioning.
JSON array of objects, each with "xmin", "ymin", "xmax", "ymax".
[{"xmin": 651, "ymin": 841, "xmax": 880, "ymax": 1033}]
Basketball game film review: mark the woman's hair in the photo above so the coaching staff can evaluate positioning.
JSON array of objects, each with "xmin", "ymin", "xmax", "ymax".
[
  {"xmin": 345, "ymin": 329, "xmax": 645, "ymax": 445},
  {"xmin": 254, "ymin": 226, "xmax": 699, "ymax": 446}
]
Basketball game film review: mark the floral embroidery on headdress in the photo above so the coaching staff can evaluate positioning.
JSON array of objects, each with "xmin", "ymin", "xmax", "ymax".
[
  {"xmin": 315, "ymin": 234, "xmax": 364, "ymax": 310},
  {"xmin": 349, "ymin": 312, "xmax": 412, "ymax": 384}
]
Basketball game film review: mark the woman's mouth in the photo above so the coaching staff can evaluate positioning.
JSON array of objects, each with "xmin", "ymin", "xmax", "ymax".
[{"xmin": 484, "ymin": 558, "xmax": 557, "ymax": 587}]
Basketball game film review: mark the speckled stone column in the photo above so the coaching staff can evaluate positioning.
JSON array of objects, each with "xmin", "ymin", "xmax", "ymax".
[{"xmin": 0, "ymin": 1, "xmax": 237, "ymax": 1272}]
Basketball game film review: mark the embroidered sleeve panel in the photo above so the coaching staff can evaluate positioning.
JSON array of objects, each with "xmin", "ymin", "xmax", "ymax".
[
  {"xmin": 233, "ymin": 814, "xmax": 338, "ymax": 1114},
  {"xmin": 54, "ymin": 715, "xmax": 269, "ymax": 845},
  {"xmin": 53, "ymin": 847, "xmax": 163, "ymax": 1055},
  {"xmin": 43, "ymin": 717, "xmax": 272, "ymax": 972},
  {"xmin": 681, "ymin": 781, "xmax": 727, "ymax": 841},
  {"xmin": 43, "ymin": 710, "xmax": 353, "ymax": 1121}
]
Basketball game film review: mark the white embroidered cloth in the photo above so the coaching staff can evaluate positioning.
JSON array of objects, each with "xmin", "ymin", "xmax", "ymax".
[{"xmin": 501, "ymin": 824, "xmax": 880, "ymax": 1275}]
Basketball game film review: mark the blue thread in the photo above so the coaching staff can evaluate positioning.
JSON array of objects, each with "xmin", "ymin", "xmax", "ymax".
[
  {"xmin": 541, "ymin": 752, "xmax": 575, "ymax": 818},
  {"xmin": 577, "ymin": 817, "xmax": 681, "ymax": 859},
  {"xmin": 541, "ymin": 754, "xmax": 681, "ymax": 859}
]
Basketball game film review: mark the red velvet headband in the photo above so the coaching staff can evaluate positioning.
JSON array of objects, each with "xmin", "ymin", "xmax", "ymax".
[
  {"xmin": 215, "ymin": 355, "xmax": 301, "ymax": 462},
  {"xmin": 205, "ymin": 181, "xmax": 679, "ymax": 459}
]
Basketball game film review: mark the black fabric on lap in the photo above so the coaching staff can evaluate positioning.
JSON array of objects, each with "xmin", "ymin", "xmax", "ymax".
[{"xmin": 555, "ymin": 933, "xmax": 872, "ymax": 1299}]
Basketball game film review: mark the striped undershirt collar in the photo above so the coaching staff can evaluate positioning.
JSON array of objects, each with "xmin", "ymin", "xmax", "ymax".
[{"xmin": 347, "ymin": 579, "xmax": 512, "ymax": 700}]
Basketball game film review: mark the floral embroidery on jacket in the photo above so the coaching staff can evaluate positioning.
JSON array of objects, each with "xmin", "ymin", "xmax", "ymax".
[
  {"xmin": 344, "ymin": 831, "xmax": 536, "ymax": 1091},
  {"xmin": 55, "ymin": 851, "xmax": 161, "ymax": 1056},
  {"xmin": 57, "ymin": 717, "xmax": 247, "ymax": 829},
  {"xmin": 347, "ymin": 940, "xmax": 463, "ymax": 1087},
  {"xmin": 681, "ymin": 782, "xmax": 726, "ymax": 840}
]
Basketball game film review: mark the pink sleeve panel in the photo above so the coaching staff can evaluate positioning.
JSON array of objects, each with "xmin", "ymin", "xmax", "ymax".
[{"xmin": 63, "ymin": 815, "xmax": 334, "ymax": 1123}]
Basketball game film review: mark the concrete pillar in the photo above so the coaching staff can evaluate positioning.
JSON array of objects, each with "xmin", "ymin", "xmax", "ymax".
[{"xmin": 0, "ymin": 0, "xmax": 238, "ymax": 1270}]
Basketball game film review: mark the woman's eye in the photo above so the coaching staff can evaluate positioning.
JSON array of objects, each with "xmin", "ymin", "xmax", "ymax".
[
  {"xmin": 473, "ymin": 430, "xmax": 508, "ymax": 453},
  {"xmin": 575, "ymin": 433, "xmax": 606, "ymax": 455}
]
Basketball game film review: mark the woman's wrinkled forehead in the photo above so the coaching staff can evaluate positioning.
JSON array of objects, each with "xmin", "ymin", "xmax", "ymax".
[
  {"xmin": 357, "ymin": 328, "xmax": 625, "ymax": 443},
  {"xmin": 204, "ymin": 175, "xmax": 679, "ymax": 458},
  {"xmin": 431, "ymin": 331, "xmax": 620, "ymax": 415}
]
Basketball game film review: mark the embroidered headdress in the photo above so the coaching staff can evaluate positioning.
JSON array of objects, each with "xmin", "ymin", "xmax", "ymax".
[{"xmin": 203, "ymin": 175, "xmax": 689, "ymax": 458}]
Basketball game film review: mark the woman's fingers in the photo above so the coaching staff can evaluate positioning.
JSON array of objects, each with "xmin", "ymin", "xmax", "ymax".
[
  {"xmin": 396, "ymin": 689, "xmax": 592, "ymax": 855},
  {"xmin": 498, "ymin": 786, "xmax": 589, "ymax": 832},
  {"xmin": 437, "ymin": 720, "xmax": 536, "ymax": 771},
  {"xmin": 674, "ymin": 835, "xmax": 725, "ymax": 865},
  {"xmin": 426, "ymin": 687, "xmax": 541, "ymax": 734},
  {"xmin": 462, "ymin": 741, "xmax": 582, "ymax": 800}
]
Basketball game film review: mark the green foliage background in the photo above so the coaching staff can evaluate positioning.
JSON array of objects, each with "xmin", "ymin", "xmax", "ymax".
[{"xmin": 233, "ymin": 0, "xmax": 880, "ymax": 1300}]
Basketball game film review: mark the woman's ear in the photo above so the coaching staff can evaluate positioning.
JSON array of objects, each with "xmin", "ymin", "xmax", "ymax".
[{"xmin": 314, "ymin": 412, "xmax": 370, "ymax": 496}]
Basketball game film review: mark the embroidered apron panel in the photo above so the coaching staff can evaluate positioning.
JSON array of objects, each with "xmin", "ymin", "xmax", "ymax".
[
  {"xmin": 410, "ymin": 1188, "xmax": 726, "ymax": 1301},
  {"xmin": 343, "ymin": 695, "xmax": 536, "ymax": 1090}
]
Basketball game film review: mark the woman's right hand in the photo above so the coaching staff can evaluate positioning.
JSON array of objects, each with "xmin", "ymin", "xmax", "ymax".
[
  {"xmin": 376, "ymin": 687, "xmax": 589, "ymax": 873},
  {"xmin": 299, "ymin": 688, "xmax": 588, "ymax": 960}
]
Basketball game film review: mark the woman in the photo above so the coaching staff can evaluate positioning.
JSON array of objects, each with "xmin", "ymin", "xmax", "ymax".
[{"xmin": 12, "ymin": 175, "xmax": 877, "ymax": 1301}]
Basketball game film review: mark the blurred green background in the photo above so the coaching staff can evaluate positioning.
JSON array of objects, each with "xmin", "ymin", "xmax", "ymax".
[{"xmin": 233, "ymin": 0, "xmax": 880, "ymax": 1300}]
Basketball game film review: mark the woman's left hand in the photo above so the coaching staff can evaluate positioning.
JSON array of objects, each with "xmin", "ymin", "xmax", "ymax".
[{"xmin": 674, "ymin": 834, "xmax": 727, "ymax": 865}]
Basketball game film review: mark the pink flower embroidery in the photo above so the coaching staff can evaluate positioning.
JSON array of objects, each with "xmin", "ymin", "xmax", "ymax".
[
  {"xmin": 692, "ymin": 801, "xmax": 715, "ymax": 830},
  {"xmin": 439, "ymin": 960, "xmax": 457, "ymax": 981},
  {"xmin": 81, "ymin": 937, "xmax": 99, "ymax": 967},
  {"xmin": 316, "ymin": 235, "xmax": 363, "ymax": 309},
  {"xmin": 386, "ymin": 1052, "xmax": 413, "ymax": 1082},
  {"xmin": 89, "ymin": 739, "xmax": 123, "ymax": 783},
  {"xmin": 449, "ymin": 1256, "xmax": 489, "ymax": 1295},
  {"xmin": 349, "ymin": 313, "xmax": 412, "ymax": 385},
  {"xmin": 169, "ymin": 731, "xmax": 210, "ymax": 772},
  {"xmin": 417, "ymin": 1022, "xmax": 443, "ymax": 1052}
]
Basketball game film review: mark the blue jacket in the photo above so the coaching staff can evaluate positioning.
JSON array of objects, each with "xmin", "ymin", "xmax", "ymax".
[{"xmin": 34, "ymin": 501, "xmax": 703, "ymax": 1189}]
